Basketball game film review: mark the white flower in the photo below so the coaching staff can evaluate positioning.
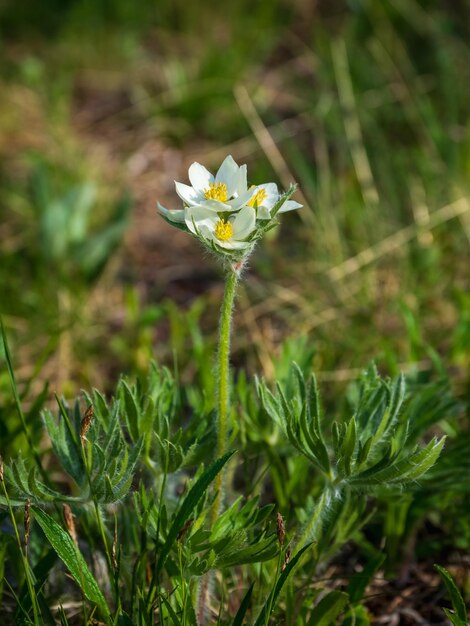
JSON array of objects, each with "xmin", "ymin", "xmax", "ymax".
[
  {"xmin": 247, "ymin": 183, "xmax": 302, "ymax": 219},
  {"xmin": 185, "ymin": 205, "xmax": 256, "ymax": 250},
  {"xmin": 157, "ymin": 156, "xmax": 303, "ymax": 260},
  {"xmin": 174, "ymin": 155, "xmax": 254, "ymax": 211}
]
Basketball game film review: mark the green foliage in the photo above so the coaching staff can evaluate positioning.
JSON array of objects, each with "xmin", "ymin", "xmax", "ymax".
[
  {"xmin": 435, "ymin": 565, "xmax": 468, "ymax": 626},
  {"xmin": 257, "ymin": 363, "xmax": 446, "ymax": 493},
  {"xmin": 307, "ymin": 590, "xmax": 349, "ymax": 626},
  {"xmin": 1, "ymin": 2, "xmax": 470, "ymax": 622},
  {"xmin": 32, "ymin": 507, "xmax": 110, "ymax": 620},
  {"xmin": 0, "ymin": 355, "xmax": 465, "ymax": 623},
  {"xmin": 30, "ymin": 163, "xmax": 131, "ymax": 284},
  {"xmin": 253, "ymin": 543, "xmax": 312, "ymax": 626},
  {"xmin": 156, "ymin": 450, "xmax": 235, "ymax": 575}
]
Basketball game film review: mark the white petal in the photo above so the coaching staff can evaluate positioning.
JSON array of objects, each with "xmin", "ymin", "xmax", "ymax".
[
  {"xmin": 215, "ymin": 155, "xmax": 239, "ymax": 197},
  {"xmin": 216, "ymin": 238, "xmax": 252, "ymax": 250},
  {"xmin": 278, "ymin": 200, "xmax": 303, "ymax": 213},
  {"xmin": 227, "ymin": 188, "xmax": 255, "ymax": 209},
  {"xmin": 262, "ymin": 183, "xmax": 279, "ymax": 208},
  {"xmin": 185, "ymin": 206, "xmax": 218, "ymax": 234},
  {"xmin": 251, "ymin": 183, "xmax": 277, "ymax": 210},
  {"xmin": 157, "ymin": 202, "xmax": 186, "ymax": 223},
  {"xmin": 231, "ymin": 206, "xmax": 256, "ymax": 240},
  {"xmin": 257, "ymin": 206, "xmax": 272, "ymax": 220},
  {"xmin": 260, "ymin": 182, "xmax": 278, "ymax": 196},
  {"xmin": 175, "ymin": 181, "xmax": 201, "ymax": 205},
  {"xmin": 188, "ymin": 162, "xmax": 213, "ymax": 192},
  {"xmin": 197, "ymin": 226, "xmax": 250, "ymax": 250},
  {"xmin": 198, "ymin": 199, "xmax": 232, "ymax": 211},
  {"xmin": 235, "ymin": 164, "xmax": 248, "ymax": 196}
]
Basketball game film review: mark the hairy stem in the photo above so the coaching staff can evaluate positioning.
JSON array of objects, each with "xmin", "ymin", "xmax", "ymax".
[
  {"xmin": 211, "ymin": 268, "xmax": 238, "ymax": 524},
  {"xmin": 197, "ymin": 268, "xmax": 239, "ymax": 626}
]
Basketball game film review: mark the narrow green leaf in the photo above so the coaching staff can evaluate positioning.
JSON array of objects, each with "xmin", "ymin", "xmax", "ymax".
[
  {"xmin": 435, "ymin": 565, "xmax": 468, "ymax": 625},
  {"xmin": 307, "ymin": 590, "xmax": 349, "ymax": 626},
  {"xmin": 16, "ymin": 550, "xmax": 57, "ymax": 626},
  {"xmin": 443, "ymin": 607, "xmax": 466, "ymax": 626},
  {"xmin": 120, "ymin": 380, "xmax": 140, "ymax": 441},
  {"xmin": 232, "ymin": 583, "xmax": 254, "ymax": 626},
  {"xmin": 348, "ymin": 554, "xmax": 385, "ymax": 603},
  {"xmin": 254, "ymin": 543, "xmax": 312, "ymax": 626},
  {"xmin": 32, "ymin": 507, "xmax": 110, "ymax": 620},
  {"xmin": 116, "ymin": 613, "xmax": 134, "ymax": 626},
  {"xmin": 160, "ymin": 594, "xmax": 182, "ymax": 625},
  {"xmin": 340, "ymin": 418, "xmax": 357, "ymax": 477},
  {"xmin": 156, "ymin": 450, "xmax": 235, "ymax": 574}
]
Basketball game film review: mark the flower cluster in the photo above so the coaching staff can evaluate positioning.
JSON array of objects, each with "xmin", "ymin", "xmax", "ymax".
[{"xmin": 158, "ymin": 155, "xmax": 302, "ymax": 260}]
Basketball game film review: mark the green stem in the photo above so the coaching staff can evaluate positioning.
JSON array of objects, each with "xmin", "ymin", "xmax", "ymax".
[
  {"xmin": 1, "ymin": 482, "xmax": 41, "ymax": 625},
  {"xmin": 211, "ymin": 268, "xmax": 238, "ymax": 524},
  {"xmin": 196, "ymin": 268, "xmax": 238, "ymax": 626}
]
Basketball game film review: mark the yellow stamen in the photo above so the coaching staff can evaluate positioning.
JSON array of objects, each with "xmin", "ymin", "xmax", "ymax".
[
  {"xmin": 204, "ymin": 182, "xmax": 228, "ymax": 202},
  {"xmin": 214, "ymin": 219, "xmax": 233, "ymax": 241},
  {"xmin": 248, "ymin": 188, "xmax": 267, "ymax": 207}
]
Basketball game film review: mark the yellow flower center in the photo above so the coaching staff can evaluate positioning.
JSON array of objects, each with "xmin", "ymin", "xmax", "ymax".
[
  {"xmin": 204, "ymin": 182, "xmax": 228, "ymax": 202},
  {"xmin": 214, "ymin": 219, "xmax": 233, "ymax": 241},
  {"xmin": 248, "ymin": 188, "xmax": 267, "ymax": 207}
]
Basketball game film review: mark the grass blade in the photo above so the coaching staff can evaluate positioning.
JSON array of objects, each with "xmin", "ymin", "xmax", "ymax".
[
  {"xmin": 254, "ymin": 543, "xmax": 312, "ymax": 626},
  {"xmin": 232, "ymin": 582, "xmax": 254, "ymax": 626},
  {"xmin": 435, "ymin": 565, "xmax": 468, "ymax": 625},
  {"xmin": 156, "ymin": 450, "xmax": 235, "ymax": 574}
]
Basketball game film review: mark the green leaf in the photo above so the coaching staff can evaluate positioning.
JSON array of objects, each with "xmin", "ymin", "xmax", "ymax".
[
  {"xmin": 160, "ymin": 595, "xmax": 182, "ymax": 625},
  {"xmin": 16, "ymin": 550, "xmax": 57, "ymax": 625},
  {"xmin": 120, "ymin": 380, "xmax": 140, "ymax": 441},
  {"xmin": 232, "ymin": 583, "xmax": 254, "ymax": 626},
  {"xmin": 116, "ymin": 613, "xmax": 134, "ymax": 626},
  {"xmin": 254, "ymin": 543, "xmax": 312, "ymax": 626},
  {"xmin": 216, "ymin": 535, "xmax": 278, "ymax": 568},
  {"xmin": 435, "ymin": 565, "xmax": 468, "ymax": 625},
  {"xmin": 307, "ymin": 590, "xmax": 349, "ymax": 625},
  {"xmin": 348, "ymin": 554, "xmax": 385, "ymax": 604},
  {"xmin": 156, "ymin": 450, "xmax": 235, "ymax": 574},
  {"xmin": 350, "ymin": 437, "xmax": 445, "ymax": 487},
  {"xmin": 32, "ymin": 507, "xmax": 110, "ymax": 620}
]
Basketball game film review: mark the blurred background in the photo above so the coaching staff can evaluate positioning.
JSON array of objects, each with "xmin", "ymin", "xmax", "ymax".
[{"xmin": 0, "ymin": 0, "xmax": 469, "ymax": 401}]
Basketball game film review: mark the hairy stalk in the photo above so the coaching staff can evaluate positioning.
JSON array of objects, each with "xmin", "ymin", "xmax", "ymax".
[
  {"xmin": 197, "ymin": 267, "xmax": 239, "ymax": 626},
  {"xmin": 211, "ymin": 267, "xmax": 238, "ymax": 524}
]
